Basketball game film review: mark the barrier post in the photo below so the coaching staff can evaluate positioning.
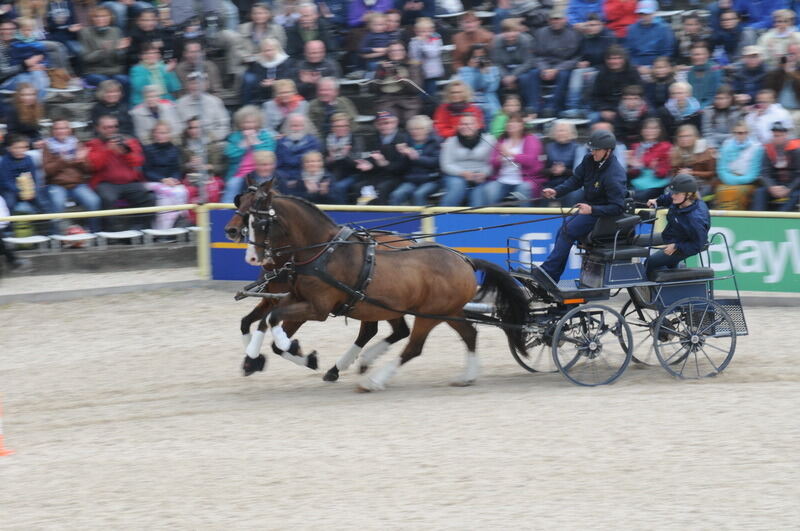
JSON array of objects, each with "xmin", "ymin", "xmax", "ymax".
[
  {"xmin": 195, "ymin": 204, "xmax": 211, "ymax": 280},
  {"xmin": 421, "ymin": 208, "xmax": 436, "ymax": 242}
]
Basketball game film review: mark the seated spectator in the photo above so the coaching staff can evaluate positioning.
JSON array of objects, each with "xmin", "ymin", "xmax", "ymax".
[
  {"xmin": 91, "ymin": 79, "xmax": 134, "ymax": 136},
  {"xmin": 457, "ymin": 44, "xmax": 500, "ymax": 123},
  {"xmin": 142, "ymin": 121, "xmax": 188, "ymax": 229},
  {"xmin": 0, "ymin": 194, "xmax": 32, "ymax": 271},
  {"xmin": 285, "ymin": 2, "xmax": 335, "ymax": 59},
  {"xmin": 0, "ymin": 134, "xmax": 48, "ymax": 216},
  {"xmin": 397, "ymin": 0, "xmax": 434, "ymax": 27},
  {"xmin": 737, "ymin": 0, "xmax": 782, "ymax": 32},
  {"xmin": 670, "ymin": 124, "xmax": 716, "ymax": 198},
  {"xmin": 673, "ymin": 12, "xmax": 711, "ymax": 69},
  {"xmin": 644, "ymin": 56, "xmax": 676, "ymax": 110},
  {"xmin": 129, "ymin": 43, "xmax": 181, "ymax": 106},
  {"xmin": 371, "ymin": 41, "xmax": 423, "ymax": 125},
  {"xmin": 732, "ymin": 45, "xmax": 768, "ymax": 107},
  {"xmin": 389, "ymin": 114, "xmax": 441, "ymax": 206},
  {"xmin": 567, "ymin": 0, "xmax": 605, "ymax": 31},
  {"xmin": 101, "ymin": 0, "xmax": 157, "ymax": 33},
  {"xmin": 541, "ymin": 119, "xmax": 582, "ymax": 206},
  {"xmin": 223, "ymin": 105, "xmax": 276, "ymax": 202},
  {"xmin": 626, "ymin": 0, "xmax": 675, "ymax": 77},
  {"xmin": 756, "ymin": 9, "xmax": 800, "ymax": 70},
  {"xmin": 126, "ymin": 8, "xmax": 176, "ymax": 68},
  {"xmin": 686, "ymin": 42, "xmax": 722, "ymax": 108},
  {"xmin": 79, "ymin": 5, "xmax": 130, "ymax": 90},
  {"xmin": 325, "ymin": 112, "xmax": 366, "ymax": 205},
  {"xmin": 359, "ymin": 12, "xmax": 394, "ymax": 71},
  {"xmin": 307, "ymin": 77, "xmax": 358, "ymax": 138},
  {"xmin": 291, "ymin": 40, "xmax": 341, "ymax": 102},
  {"xmin": 241, "ymin": 149, "xmax": 278, "ymax": 196},
  {"xmin": 477, "ymin": 113, "xmax": 543, "ymax": 207},
  {"xmin": 5, "ymin": 83, "xmax": 44, "ymax": 147},
  {"xmin": 490, "ymin": 95, "xmax": 523, "ymax": 138},
  {"xmin": 658, "ymin": 82, "xmax": 703, "ymax": 141},
  {"xmin": 299, "ymin": 151, "xmax": 332, "ymax": 203},
  {"xmin": 261, "ymin": 78, "xmax": 308, "ymax": 134},
  {"xmin": 745, "ymin": 88, "xmax": 795, "ymax": 144},
  {"xmin": 408, "ymin": 16, "xmax": 443, "ymax": 106},
  {"xmin": 451, "ymin": 11, "xmax": 493, "ymax": 71},
  {"xmin": 0, "ymin": 19, "xmax": 49, "ymax": 98},
  {"xmin": 590, "ymin": 45, "xmax": 642, "ymax": 124},
  {"xmin": 564, "ymin": 13, "xmax": 614, "ymax": 118},
  {"xmin": 491, "ymin": 17, "xmax": 537, "ymax": 115},
  {"xmin": 575, "ymin": 120, "xmax": 628, "ymax": 167},
  {"xmin": 439, "ymin": 113, "xmax": 494, "ymax": 206},
  {"xmin": 44, "ymin": 119, "xmax": 100, "ymax": 233},
  {"xmin": 702, "ymin": 84, "xmax": 744, "ymax": 149},
  {"xmin": 131, "ymin": 85, "xmax": 183, "ymax": 145},
  {"xmin": 216, "ymin": 2, "xmax": 287, "ymax": 80},
  {"xmin": 614, "ymin": 85, "xmax": 653, "ymax": 148},
  {"xmin": 85, "ymin": 115, "xmax": 154, "ymax": 230},
  {"xmin": 765, "ymin": 43, "xmax": 800, "ymax": 125},
  {"xmin": 351, "ymin": 110, "xmax": 409, "ymax": 204},
  {"xmin": 241, "ymin": 37, "xmax": 291, "ymax": 105},
  {"xmin": 752, "ymin": 121, "xmax": 800, "ymax": 211},
  {"xmin": 433, "ymin": 79, "xmax": 485, "ymax": 139},
  {"xmin": 603, "ymin": 0, "xmax": 637, "ymax": 42},
  {"xmin": 175, "ymin": 40, "xmax": 223, "ymax": 96},
  {"xmin": 710, "ymin": 9, "xmax": 749, "ymax": 69},
  {"xmin": 275, "ymin": 113, "xmax": 322, "ymax": 196},
  {"xmin": 175, "ymin": 72, "xmax": 231, "ymax": 145},
  {"xmin": 347, "ymin": 0, "xmax": 394, "ymax": 29},
  {"xmin": 13, "ymin": 15, "xmax": 75, "ymax": 82},
  {"xmin": 716, "ymin": 121, "xmax": 764, "ymax": 210},
  {"xmin": 495, "ymin": 0, "xmax": 550, "ymax": 32},
  {"xmin": 627, "ymin": 118, "xmax": 673, "ymax": 201},
  {"xmin": 181, "ymin": 116, "xmax": 225, "ymax": 207},
  {"xmin": 529, "ymin": 8, "xmax": 581, "ymax": 118}
]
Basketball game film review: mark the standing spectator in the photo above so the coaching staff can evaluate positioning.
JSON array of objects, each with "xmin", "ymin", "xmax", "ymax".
[
  {"xmin": 223, "ymin": 105, "xmax": 276, "ymax": 202},
  {"xmin": 590, "ymin": 45, "xmax": 642, "ymax": 124},
  {"xmin": 285, "ymin": 2, "xmax": 335, "ymax": 58},
  {"xmin": 439, "ymin": 113, "xmax": 494, "ymax": 206},
  {"xmin": 765, "ymin": 43, "xmax": 800, "ymax": 125},
  {"xmin": 716, "ymin": 121, "xmax": 764, "ymax": 210},
  {"xmin": 325, "ymin": 112, "xmax": 366, "ymax": 204},
  {"xmin": 142, "ymin": 121, "xmax": 188, "ymax": 229},
  {"xmin": 529, "ymin": 8, "xmax": 582, "ymax": 118},
  {"xmin": 299, "ymin": 151, "xmax": 332, "ymax": 203},
  {"xmin": 687, "ymin": 41, "xmax": 723, "ymax": 108},
  {"xmin": 564, "ymin": 13, "xmax": 615, "ymax": 118},
  {"xmin": 79, "ymin": 6, "xmax": 130, "ymax": 89},
  {"xmin": 175, "ymin": 72, "xmax": 231, "ymax": 145},
  {"xmin": 129, "ymin": 43, "xmax": 181, "ymax": 106},
  {"xmin": 752, "ymin": 121, "xmax": 800, "ymax": 211},
  {"xmin": 670, "ymin": 124, "xmax": 716, "ymax": 198},
  {"xmin": 241, "ymin": 37, "xmax": 291, "ymax": 104},
  {"xmin": 477, "ymin": 113, "xmax": 544, "ymax": 206},
  {"xmin": 44, "ymin": 119, "xmax": 100, "ymax": 232},
  {"xmin": 702, "ymin": 84, "xmax": 744, "ymax": 149},
  {"xmin": 408, "ymin": 17, "xmax": 444, "ymax": 104},
  {"xmin": 91, "ymin": 79, "xmax": 134, "ymax": 136},
  {"xmin": 452, "ymin": 11, "xmax": 493, "ymax": 70},
  {"xmin": 216, "ymin": 3, "xmax": 287, "ymax": 80},
  {"xmin": 181, "ymin": 117, "xmax": 226, "ymax": 207},
  {"xmin": 491, "ymin": 17, "xmax": 538, "ymax": 114},
  {"xmin": 291, "ymin": 40, "xmax": 341, "ymax": 101},
  {"xmin": 175, "ymin": 40, "xmax": 223, "ymax": 96},
  {"xmin": 745, "ymin": 88, "xmax": 794, "ymax": 143},
  {"xmin": 0, "ymin": 19, "xmax": 49, "ymax": 97},
  {"xmin": 644, "ymin": 56, "xmax": 676, "ymax": 110},
  {"xmin": 456, "ymin": 44, "xmax": 501, "ymax": 123},
  {"xmin": 626, "ymin": 0, "xmax": 675, "ymax": 77},
  {"xmin": 389, "ymin": 114, "xmax": 441, "ymax": 206},
  {"xmin": 756, "ymin": 9, "xmax": 800, "ymax": 69},
  {"xmin": 0, "ymin": 134, "xmax": 48, "ymax": 215},
  {"xmin": 627, "ymin": 118, "xmax": 673, "ymax": 201},
  {"xmin": 131, "ymin": 85, "xmax": 183, "ymax": 145},
  {"xmin": 658, "ymin": 82, "xmax": 703, "ymax": 140},
  {"xmin": 732, "ymin": 45, "xmax": 768, "ymax": 106},
  {"xmin": 359, "ymin": 12, "xmax": 394, "ymax": 71},
  {"xmin": 85, "ymin": 115, "xmax": 154, "ymax": 230},
  {"xmin": 433, "ymin": 80, "xmax": 485, "ymax": 138},
  {"xmin": 307, "ymin": 77, "xmax": 359, "ymax": 137},
  {"xmin": 541, "ymin": 120, "xmax": 582, "ymax": 206},
  {"xmin": 352, "ymin": 111, "xmax": 409, "ymax": 204},
  {"xmin": 673, "ymin": 12, "xmax": 711, "ymax": 68},
  {"xmin": 603, "ymin": 0, "xmax": 637, "ymax": 41},
  {"xmin": 275, "ymin": 113, "xmax": 322, "ymax": 196},
  {"xmin": 372, "ymin": 42, "xmax": 423, "ymax": 125},
  {"xmin": 261, "ymin": 78, "xmax": 308, "ymax": 134},
  {"xmin": 614, "ymin": 85, "xmax": 653, "ymax": 148},
  {"xmin": 5, "ymin": 83, "xmax": 44, "ymax": 146}
]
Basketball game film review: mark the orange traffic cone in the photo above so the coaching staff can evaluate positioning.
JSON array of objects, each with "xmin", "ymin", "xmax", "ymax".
[{"xmin": 0, "ymin": 398, "xmax": 14, "ymax": 457}]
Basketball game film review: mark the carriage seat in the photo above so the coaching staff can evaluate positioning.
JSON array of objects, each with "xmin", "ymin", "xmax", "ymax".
[
  {"xmin": 581, "ymin": 214, "xmax": 649, "ymax": 262},
  {"xmin": 648, "ymin": 267, "xmax": 714, "ymax": 282}
]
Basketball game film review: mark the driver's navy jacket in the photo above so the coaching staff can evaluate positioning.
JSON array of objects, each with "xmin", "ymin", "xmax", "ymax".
[
  {"xmin": 553, "ymin": 153, "xmax": 627, "ymax": 217},
  {"xmin": 655, "ymin": 194, "xmax": 710, "ymax": 257}
]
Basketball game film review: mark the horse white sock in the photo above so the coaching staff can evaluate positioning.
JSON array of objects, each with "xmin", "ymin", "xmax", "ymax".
[
  {"xmin": 241, "ymin": 333, "xmax": 252, "ymax": 349},
  {"xmin": 280, "ymin": 352, "xmax": 308, "ymax": 366},
  {"xmin": 360, "ymin": 340, "xmax": 390, "ymax": 367},
  {"xmin": 336, "ymin": 344, "xmax": 361, "ymax": 371},
  {"xmin": 364, "ymin": 358, "xmax": 400, "ymax": 390},
  {"xmin": 271, "ymin": 324, "xmax": 292, "ymax": 351},
  {"xmin": 246, "ymin": 330, "xmax": 266, "ymax": 359},
  {"xmin": 463, "ymin": 351, "xmax": 480, "ymax": 382}
]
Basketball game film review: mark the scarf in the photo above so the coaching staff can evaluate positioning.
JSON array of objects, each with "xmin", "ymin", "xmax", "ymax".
[
  {"xmin": 302, "ymin": 169, "xmax": 325, "ymax": 184},
  {"xmin": 618, "ymin": 102, "xmax": 647, "ymax": 122},
  {"xmin": 278, "ymin": 94, "xmax": 304, "ymax": 115},
  {"xmin": 728, "ymin": 140, "xmax": 760, "ymax": 176},
  {"xmin": 45, "ymin": 136, "xmax": 78, "ymax": 160},
  {"xmin": 145, "ymin": 63, "xmax": 168, "ymax": 97},
  {"xmin": 665, "ymin": 97, "xmax": 701, "ymax": 119},
  {"xmin": 457, "ymin": 133, "xmax": 481, "ymax": 150},
  {"xmin": 258, "ymin": 52, "xmax": 288, "ymax": 69},
  {"xmin": 326, "ymin": 133, "xmax": 351, "ymax": 160}
]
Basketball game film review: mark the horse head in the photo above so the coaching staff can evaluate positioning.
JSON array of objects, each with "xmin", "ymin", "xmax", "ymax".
[
  {"xmin": 245, "ymin": 179, "xmax": 280, "ymax": 267},
  {"xmin": 224, "ymin": 175, "xmax": 265, "ymax": 242}
]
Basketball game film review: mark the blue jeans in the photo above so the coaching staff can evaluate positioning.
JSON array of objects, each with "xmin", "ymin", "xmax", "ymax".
[
  {"xmin": 389, "ymin": 181, "xmax": 441, "ymax": 206},
  {"xmin": 0, "ymin": 70, "xmax": 50, "ymax": 100},
  {"xmin": 566, "ymin": 67, "xmax": 597, "ymax": 111},
  {"xmin": 523, "ymin": 69, "xmax": 571, "ymax": 114},
  {"xmin": 48, "ymin": 184, "xmax": 102, "ymax": 232},
  {"xmin": 751, "ymin": 186, "xmax": 800, "ymax": 211},
  {"xmin": 241, "ymin": 71, "xmax": 266, "ymax": 105},
  {"xmin": 330, "ymin": 175, "xmax": 359, "ymax": 205},
  {"xmin": 222, "ymin": 177, "xmax": 247, "ymax": 204},
  {"xmin": 645, "ymin": 249, "xmax": 685, "ymax": 276},
  {"xmin": 440, "ymin": 175, "xmax": 483, "ymax": 207},
  {"xmin": 474, "ymin": 181, "xmax": 533, "ymax": 207},
  {"xmin": 102, "ymin": 1, "xmax": 153, "ymax": 29},
  {"xmin": 541, "ymin": 214, "xmax": 598, "ymax": 282}
]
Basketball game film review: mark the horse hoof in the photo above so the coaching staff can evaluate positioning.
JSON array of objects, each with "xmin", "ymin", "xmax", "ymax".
[
  {"xmin": 355, "ymin": 385, "xmax": 372, "ymax": 393},
  {"xmin": 243, "ymin": 354, "xmax": 266, "ymax": 376},
  {"xmin": 306, "ymin": 351, "xmax": 319, "ymax": 370},
  {"xmin": 358, "ymin": 364, "xmax": 368, "ymax": 374},
  {"xmin": 450, "ymin": 379, "xmax": 476, "ymax": 387},
  {"xmin": 323, "ymin": 367, "xmax": 339, "ymax": 382}
]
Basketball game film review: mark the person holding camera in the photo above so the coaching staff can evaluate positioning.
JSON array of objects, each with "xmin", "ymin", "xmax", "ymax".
[
  {"xmin": 371, "ymin": 41, "xmax": 423, "ymax": 125},
  {"xmin": 456, "ymin": 44, "xmax": 500, "ymax": 122}
]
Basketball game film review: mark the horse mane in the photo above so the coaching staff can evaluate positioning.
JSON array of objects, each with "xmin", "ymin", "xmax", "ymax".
[{"xmin": 274, "ymin": 194, "xmax": 338, "ymax": 227}]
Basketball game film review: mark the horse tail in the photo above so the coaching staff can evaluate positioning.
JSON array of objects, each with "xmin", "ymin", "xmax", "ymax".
[{"xmin": 470, "ymin": 259, "xmax": 528, "ymax": 358}]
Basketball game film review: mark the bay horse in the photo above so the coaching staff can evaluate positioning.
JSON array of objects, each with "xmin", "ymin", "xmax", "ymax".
[
  {"xmin": 245, "ymin": 180, "xmax": 529, "ymax": 391},
  {"xmin": 224, "ymin": 186, "xmax": 411, "ymax": 381}
]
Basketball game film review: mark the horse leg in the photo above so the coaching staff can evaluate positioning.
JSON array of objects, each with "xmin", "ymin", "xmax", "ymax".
[
  {"xmin": 357, "ymin": 316, "xmax": 410, "ymax": 374},
  {"xmin": 264, "ymin": 301, "xmax": 329, "ymax": 367},
  {"xmin": 323, "ymin": 321, "xmax": 378, "ymax": 382},
  {"xmin": 446, "ymin": 319, "xmax": 480, "ymax": 387},
  {"xmin": 242, "ymin": 299, "xmax": 275, "ymax": 376},
  {"xmin": 270, "ymin": 320, "xmax": 318, "ymax": 370},
  {"xmin": 357, "ymin": 317, "xmax": 439, "ymax": 392}
]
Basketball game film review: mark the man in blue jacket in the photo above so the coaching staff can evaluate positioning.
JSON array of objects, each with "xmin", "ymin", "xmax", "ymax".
[
  {"xmin": 626, "ymin": 0, "xmax": 676, "ymax": 77},
  {"xmin": 539, "ymin": 130, "xmax": 628, "ymax": 282}
]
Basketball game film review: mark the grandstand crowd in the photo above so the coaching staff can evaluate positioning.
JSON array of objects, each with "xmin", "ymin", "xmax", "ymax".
[{"xmin": 1, "ymin": 0, "xmax": 800, "ymax": 263}]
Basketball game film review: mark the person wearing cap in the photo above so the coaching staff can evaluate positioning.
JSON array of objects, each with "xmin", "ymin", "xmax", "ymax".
[
  {"xmin": 752, "ymin": 121, "xmax": 800, "ymax": 211},
  {"xmin": 644, "ymin": 173, "xmax": 710, "ymax": 276},
  {"xmin": 538, "ymin": 129, "xmax": 628, "ymax": 282},
  {"xmin": 731, "ymin": 45, "xmax": 768, "ymax": 106},
  {"xmin": 626, "ymin": 0, "xmax": 675, "ymax": 76}
]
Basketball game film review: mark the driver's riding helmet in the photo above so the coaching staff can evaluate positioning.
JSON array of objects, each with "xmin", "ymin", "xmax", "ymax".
[
  {"xmin": 585, "ymin": 130, "xmax": 617, "ymax": 150},
  {"xmin": 667, "ymin": 173, "xmax": 698, "ymax": 194}
]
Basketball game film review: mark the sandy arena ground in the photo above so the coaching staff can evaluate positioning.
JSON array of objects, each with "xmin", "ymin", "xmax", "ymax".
[{"xmin": 1, "ymin": 288, "xmax": 799, "ymax": 530}]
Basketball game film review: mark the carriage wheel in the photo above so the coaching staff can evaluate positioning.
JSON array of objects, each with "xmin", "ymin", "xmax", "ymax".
[
  {"xmin": 620, "ymin": 299, "xmax": 660, "ymax": 366},
  {"xmin": 552, "ymin": 304, "xmax": 633, "ymax": 386},
  {"xmin": 510, "ymin": 321, "xmax": 559, "ymax": 373},
  {"xmin": 653, "ymin": 297, "xmax": 737, "ymax": 379}
]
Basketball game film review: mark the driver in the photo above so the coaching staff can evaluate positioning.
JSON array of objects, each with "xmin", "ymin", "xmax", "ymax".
[
  {"xmin": 645, "ymin": 173, "xmax": 710, "ymax": 276},
  {"xmin": 538, "ymin": 129, "xmax": 627, "ymax": 282}
]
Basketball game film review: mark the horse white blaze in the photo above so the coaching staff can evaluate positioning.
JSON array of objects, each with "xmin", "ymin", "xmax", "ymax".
[{"xmin": 245, "ymin": 216, "xmax": 263, "ymax": 266}]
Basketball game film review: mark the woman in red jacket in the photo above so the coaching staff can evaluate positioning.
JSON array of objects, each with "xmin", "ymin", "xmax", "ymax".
[
  {"xmin": 627, "ymin": 117, "xmax": 674, "ymax": 202},
  {"xmin": 476, "ymin": 113, "xmax": 544, "ymax": 207},
  {"xmin": 604, "ymin": 0, "xmax": 638, "ymax": 40},
  {"xmin": 433, "ymin": 79, "xmax": 484, "ymax": 138}
]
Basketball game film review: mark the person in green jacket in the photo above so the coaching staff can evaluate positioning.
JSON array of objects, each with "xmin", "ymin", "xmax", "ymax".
[
  {"xmin": 490, "ymin": 95, "xmax": 522, "ymax": 137},
  {"xmin": 129, "ymin": 43, "xmax": 181, "ymax": 106}
]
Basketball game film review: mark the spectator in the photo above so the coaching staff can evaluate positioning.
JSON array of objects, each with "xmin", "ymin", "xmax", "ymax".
[
  {"xmin": 175, "ymin": 72, "xmax": 231, "ymax": 144},
  {"xmin": 240, "ymin": 149, "xmax": 278, "ymax": 197},
  {"xmin": 732, "ymin": 45, "xmax": 768, "ymax": 106},
  {"xmin": 325, "ymin": 112, "xmax": 366, "ymax": 205},
  {"xmin": 359, "ymin": 12, "xmax": 394, "ymax": 71},
  {"xmin": 90, "ymin": 79, "xmax": 134, "ymax": 136},
  {"xmin": 477, "ymin": 113, "xmax": 543, "ymax": 207},
  {"xmin": 13, "ymin": 15, "xmax": 75, "ymax": 81},
  {"xmin": 298, "ymin": 151, "xmax": 332, "ymax": 203},
  {"xmin": 241, "ymin": 37, "xmax": 291, "ymax": 104},
  {"xmin": 529, "ymin": 8, "xmax": 582, "ymax": 118},
  {"xmin": 0, "ymin": 134, "xmax": 48, "ymax": 215},
  {"xmin": 44, "ymin": 119, "xmax": 100, "ymax": 232},
  {"xmin": 708, "ymin": 0, "xmax": 735, "ymax": 33},
  {"xmin": 389, "ymin": 114, "xmax": 441, "ymax": 205},
  {"xmin": 101, "ymin": 0, "xmax": 155, "ymax": 31},
  {"xmin": 347, "ymin": 0, "xmax": 394, "ymax": 28},
  {"xmin": 261, "ymin": 78, "xmax": 308, "ymax": 134},
  {"xmin": 129, "ymin": 43, "xmax": 181, "ymax": 106},
  {"xmin": 658, "ymin": 82, "xmax": 703, "ymax": 140},
  {"xmin": 756, "ymin": 9, "xmax": 800, "ymax": 69},
  {"xmin": 79, "ymin": 6, "xmax": 130, "ymax": 90},
  {"xmin": 716, "ymin": 121, "xmax": 763, "ymax": 209},
  {"xmin": 408, "ymin": 17, "xmax": 444, "ymax": 104},
  {"xmin": 371, "ymin": 41, "xmax": 423, "ymax": 124},
  {"xmin": 687, "ymin": 41, "xmax": 723, "ymax": 108},
  {"xmin": 626, "ymin": 0, "xmax": 675, "ymax": 76},
  {"xmin": 0, "ymin": 19, "xmax": 49, "ymax": 97},
  {"xmin": 307, "ymin": 77, "xmax": 358, "ymax": 138},
  {"xmin": 433, "ymin": 79, "xmax": 485, "ymax": 138},
  {"xmin": 85, "ymin": 115, "xmax": 154, "ymax": 230},
  {"xmin": 745, "ymin": 88, "xmax": 794, "ymax": 143},
  {"xmin": 352, "ymin": 110, "xmax": 409, "ymax": 204},
  {"xmin": 175, "ymin": 40, "xmax": 223, "ymax": 96},
  {"xmin": 541, "ymin": 119, "xmax": 582, "ymax": 206},
  {"xmin": 614, "ymin": 85, "xmax": 653, "ymax": 148},
  {"xmin": 495, "ymin": 0, "xmax": 551, "ymax": 32},
  {"xmin": 131, "ymin": 85, "xmax": 183, "ymax": 145},
  {"xmin": 627, "ymin": 117, "xmax": 673, "ymax": 201},
  {"xmin": 456, "ymin": 44, "xmax": 501, "ymax": 123},
  {"xmin": 702, "ymin": 84, "xmax": 744, "ymax": 149},
  {"xmin": 673, "ymin": 12, "xmax": 710, "ymax": 68},
  {"xmin": 0, "ymin": 195, "xmax": 32, "ymax": 271},
  {"xmin": 216, "ymin": 3, "xmax": 286, "ymax": 81},
  {"xmin": 491, "ymin": 18, "xmax": 538, "ymax": 115},
  {"xmin": 5, "ymin": 83, "xmax": 44, "ymax": 146},
  {"xmin": 126, "ymin": 8, "xmax": 175, "ymax": 68},
  {"xmin": 384, "ymin": 9, "xmax": 408, "ymax": 44},
  {"xmin": 223, "ymin": 105, "xmax": 276, "ymax": 202},
  {"xmin": 603, "ymin": 0, "xmax": 637, "ymax": 41},
  {"xmin": 564, "ymin": 13, "xmax": 615, "ymax": 118},
  {"xmin": 396, "ymin": 0, "xmax": 435, "ymax": 27},
  {"xmin": 737, "ymin": 0, "xmax": 786, "ymax": 31},
  {"xmin": 439, "ymin": 113, "xmax": 494, "ymax": 206},
  {"xmin": 181, "ymin": 116, "xmax": 225, "ymax": 207},
  {"xmin": 752, "ymin": 121, "xmax": 800, "ymax": 211},
  {"xmin": 292, "ymin": 40, "xmax": 341, "ymax": 101},
  {"xmin": 590, "ymin": 45, "xmax": 642, "ymax": 124},
  {"xmin": 452, "ymin": 11, "xmax": 493, "ymax": 70},
  {"xmin": 567, "ymin": 0, "xmax": 604, "ymax": 30},
  {"xmin": 575, "ymin": 121, "xmax": 628, "ymax": 167},
  {"xmin": 710, "ymin": 9, "xmax": 749, "ymax": 68},
  {"xmin": 142, "ymin": 121, "xmax": 188, "ymax": 229},
  {"xmin": 644, "ymin": 56, "xmax": 676, "ymax": 110},
  {"xmin": 285, "ymin": 2, "xmax": 335, "ymax": 58},
  {"xmin": 765, "ymin": 43, "xmax": 800, "ymax": 125},
  {"xmin": 670, "ymin": 124, "xmax": 716, "ymax": 198},
  {"xmin": 275, "ymin": 113, "xmax": 322, "ymax": 196},
  {"xmin": 490, "ymin": 94, "xmax": 522, "ymax": 137}
]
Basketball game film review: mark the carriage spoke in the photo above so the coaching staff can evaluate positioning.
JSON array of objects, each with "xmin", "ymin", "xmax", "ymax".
[
  {"xmin": 663, "ymin": 345, "xmax": 689, "ymax": 365},
  {"xmin": 677, "ymin": 349, "xmax": 691, "ymax": 377},
  {"xmin": 699, "ymin": 348, "xmax": 721, "ymax": 373},
  {"xmin": 698, "ymin": 317, "xmax": 725, "ymax": 336},
  {"xmin": 703, "ymin": 341, "xmax": 733, "ymax": 355}
]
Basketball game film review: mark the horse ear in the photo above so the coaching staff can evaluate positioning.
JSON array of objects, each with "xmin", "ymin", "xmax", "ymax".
[
  {"xmin": 233, "ymin": 194, "xmax": 242, "ymax": 208},
  {"xmin": 258, "ymin": 178, "xmax": 275, "ymax": 194}
]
